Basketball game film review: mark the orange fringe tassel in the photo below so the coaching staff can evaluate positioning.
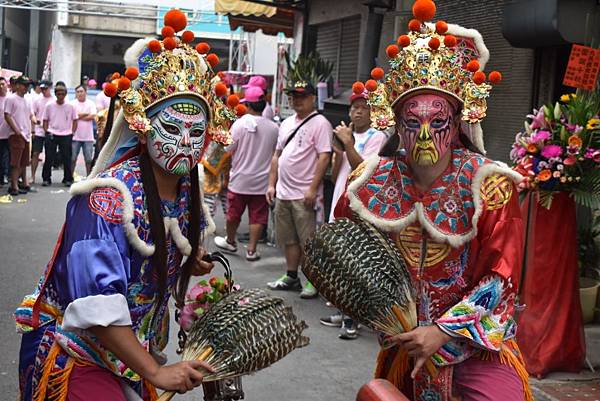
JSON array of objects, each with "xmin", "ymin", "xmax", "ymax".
[
  {"xmin": 374, "ymin": 347, "xmax": 409, "ymax": 389},
  {"xmin": 145, "ymin": 380, "xmax": 159, "ymax": 401},
  {"xmin": 33, "ymin": 343, "xmax": 75, "ymax": 401},
  {"xmin": 498, "ymin": 341, "xmax": 533, "ymax": 401}
]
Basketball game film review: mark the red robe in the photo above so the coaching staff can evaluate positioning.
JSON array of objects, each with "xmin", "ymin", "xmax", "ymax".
[{"xmin": 336, "ymin": 148, "xmax": 531, "ymax": 401}]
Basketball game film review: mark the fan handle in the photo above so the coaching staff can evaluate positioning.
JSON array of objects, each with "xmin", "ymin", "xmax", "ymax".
[{"xmin": 156, "ymin": 347, "xmax": 213, "ymax": 401}]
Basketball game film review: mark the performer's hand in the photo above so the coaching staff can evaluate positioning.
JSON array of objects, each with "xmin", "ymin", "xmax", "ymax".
[
  {"xmin": 391, "ymin": 325, "xmax": 451, "ymax": 378},
  {"xmin": 303, "ymin": 187, "xmax": 317, "ymax": 209},
  {"xmin": 191, "ymin": 247, "xmax": 214, "ymax": 276},
  {"xmin": 147, "ymin": 360, "xmax": 215, "ymax": 393},
  {"xmin": 266, "ymin": 186, "xmax": 276, "ymax": 206}
]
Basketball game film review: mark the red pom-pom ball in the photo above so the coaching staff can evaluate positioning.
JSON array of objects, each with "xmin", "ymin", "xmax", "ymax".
[
  {"xmin": 164, "ymin": 9, "xmax": 187, "ymax": 32},
  {"xmin": 428, "ymin": 37, "xmax": 440, "ymax": 50},
  {"xmin": 217, "ymin": 71, "xmax": 225, "ymax": 80},
  {"xmin": 412, "ymin": 0, "xmax": 436, "ymax": 21},
  {"xmin": 161, "ymin": 26, "xmax": 175, "ymax": 38},
  {"xmin": 163, "ymin": 37, "xmax": 177, "ymax": 51},
  {"xmin": 104, "ymin": 82, "xmax": 118, "ymax": 97},
  {"xmin": 386, "ymin": 44, "xmax": 399, "ymax": 58},
  {"xmin": 443, "ymin": 35, "xmax": 457, "ymax": 47},
  {"xmin": 489, "ymin": 71, "xmax": 502, "ymax": 84},
  {"xmin": 398, "ymin": 35, "xmax": 411, "ymax": 48},
  {"xmin": 371, "ymin": 67, "xmax": 385, "ymax": 80},
  {"xmin": 111, "ymin": 72, "xmax": 121, "ymax": 80},
  {"xmin": 235, "ymin": 104, "xmax": 247, "ymax": 117},
  {"xmin": 181, "ymin": 30, "xmax": 195, "ymax": 43},
  {"xmin": 206, "ymin": 53, "xmax": 219, "ymax": 67},
  {"xmin": 435, "ymin": 21, "xmax": 448, "ymax": 34},
  {"xmin": 215, "ymin": 83, "xmax": 228, "ymax": 97},
  {"xmin": 365, "ymin": 79, "xmax": 378, "ymax": 92},
  {"xmin": 473, "ymin": 71, "xmax": 486, "ymax": 85},
  {"xmin": 124, "ymin": 67, "xmax": 139, "ymax": 81},
  {"xmin": 466, "ymin": 60, "xmax": 480, "ymax": 72},
  {"xmin": 117, "ymin": 77, "xmax": 131, "ymax": 91},
  {"xmin": 408, "ymin": 19, "xmax": 421, "ymax": 32},
  {"xmin": 227, "ymin": 94, "xmax": 240, "ymax": 108},
  {"xmin": 352, "ymin": 81, "xmax": 365, "ymax": 94},
  {"xmin": 148, "ymin": 39, "xmax": 162, "ymax": 53},
  {"xmin": 195, "ymin": 42, "xmax": 210, "ymax": 55}
]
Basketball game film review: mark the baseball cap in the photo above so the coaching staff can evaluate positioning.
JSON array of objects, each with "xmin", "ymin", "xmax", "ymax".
[
  {"xmin": 284, "ymin": 80, "xmax": 315, "ymax": 96},
  {"xmin": 15, "ymin": 76, "xmax": 33, "ymax": 85},
  {"xmin": 241, "ymin": 86, "xmax": 265, "ymax": 103},
  {"xmin": 242, "ymin": 75, "xmax": 268, "ymax": 90},
  {"xmin": 350, "ymin": 89, "xmax": 369, "ymax": 103},
  {"xmin": 88, "ymin": 79, "xmax": 97, "ymax": 87},
  {"xmin": 39, "ymin": 80, "xmax": 52, "ymax": 89}
]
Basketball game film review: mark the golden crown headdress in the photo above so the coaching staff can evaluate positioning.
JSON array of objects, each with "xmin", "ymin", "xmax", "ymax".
[
  {"xmin": 102, "ymin": 9, "xmax": 246, "ymax": 146},
  {"xmin": 354, "ymin": 0, "xmax": 502, "ymax": 152}
]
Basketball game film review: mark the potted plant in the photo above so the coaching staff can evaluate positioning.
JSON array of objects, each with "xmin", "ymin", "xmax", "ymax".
[{"xmin": 578, "ymin": 213, "xmax": 600, "ymax": 324}]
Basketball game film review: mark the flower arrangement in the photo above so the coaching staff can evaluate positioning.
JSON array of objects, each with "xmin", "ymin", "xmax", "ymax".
[
  {"xmin": 510, "ymin": 88, "xmax": 600, "ymax": 209},
  {"xmin": 179, "ymin": 276, "xmax": 239, "ymax": 331}
]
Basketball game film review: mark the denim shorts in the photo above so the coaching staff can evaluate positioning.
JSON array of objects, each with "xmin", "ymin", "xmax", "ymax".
[{"xmin": 72, "ymin": 140, "xmax": 94, "ymax": 163}]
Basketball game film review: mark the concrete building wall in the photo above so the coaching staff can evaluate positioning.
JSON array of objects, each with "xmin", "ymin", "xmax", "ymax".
[{"xmin": 51, "ymin": 29, "xmax": 82, "ymax": 88}]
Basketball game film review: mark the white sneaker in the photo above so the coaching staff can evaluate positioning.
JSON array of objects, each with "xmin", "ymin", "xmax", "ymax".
[
  {"xmin": 245, "ymin": 249, "xmax": 261, "ymax": 261},
  {"xmin": 214, "ymin": 236, "xmax": 237, "ymax": 253}
]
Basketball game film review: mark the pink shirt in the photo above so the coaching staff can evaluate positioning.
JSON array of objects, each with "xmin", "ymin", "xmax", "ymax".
[
  {"xmin": 0, "ymin": 95, "xmax": 8, "ymax": 140},
  {"xmin": 44, "ymin": 101, "xmax": 77, "ymax": 136},
  {"xmin": 276, "ymin": 113, "xmax": 332, "ymax": 200},
  {"xmin": 71, "ymin": 99, "xmax": 97, "ymax": 141},
  {"xmin": 3, "ymin": 94, "xmax": 32, "ymax": 141},
  {"xmin": 95, "ymin": 91, "xmax": 110, "ymax": 111},
  {"xmin": 329, "ymin": 128, "xmax": 387, "ymax": 222},
  {"xmin": 32, "ymin": 95, "xmax": 55, "ymax": 137},
  {"xmin": 262, "ymin": 103, "xmax": 274, "ymax": 120},
  {"xmin": 227, "ymin": 114, "xmax": 278, "ymax": 195}
]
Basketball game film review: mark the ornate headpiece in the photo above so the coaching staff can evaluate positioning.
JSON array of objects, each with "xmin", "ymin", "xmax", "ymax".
[
  {"xmin": 355, "ymin": 0, "xmax": 503, "ymax": 153},
  {"xmin": 103, "ymin": 9, "xmax": 246, "ymax": 146}
]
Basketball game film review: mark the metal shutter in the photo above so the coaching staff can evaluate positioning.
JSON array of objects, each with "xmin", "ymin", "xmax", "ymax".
[
  {"xmin": 432, "ymin": 0, "xmax": 536, "ymax": 162},
  {"xmin": 315, "ymin": 15, "xmax": 361, "ymax": 90}
]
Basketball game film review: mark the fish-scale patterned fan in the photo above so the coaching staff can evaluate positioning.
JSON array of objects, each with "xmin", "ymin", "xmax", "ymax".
[
  {"xmin": 303, "ymin": 217, "xmax": 417, "ymax": 334},
  {"xmin": 158, "ymin": 288, "xmax": 308, "ymax": 401}
]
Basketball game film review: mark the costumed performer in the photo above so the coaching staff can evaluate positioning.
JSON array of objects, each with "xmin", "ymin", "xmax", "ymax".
[
  {"xmin": 334, "ymin": 1, "xmax": 532, "ymax": 400},
  {"xmin": 14, "ymin": 9, "xmax": 241, "ymax": 401}
]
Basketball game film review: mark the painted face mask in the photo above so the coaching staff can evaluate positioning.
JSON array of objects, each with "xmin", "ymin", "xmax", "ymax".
[
  {"xmin": 147, "ymin": 99, "xmax": 208, "ymax": 175},
  {"xmin": 397, "ymin": 93, "xmax": 458, "ymax": 166}
]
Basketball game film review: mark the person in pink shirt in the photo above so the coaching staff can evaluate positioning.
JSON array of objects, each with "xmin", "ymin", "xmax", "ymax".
[
  {"xmin": 42, "ymin": 83, "xmax": 78, "ymax": 187},
  {"xmin": 95, "ymin": 83, "xmax": 111, "ymax": 112},
  {"xmin": 266, "ymin": 81, "xmax": 332, "ymax": 298},
  {"xmin": 0, "ymin": 77, "xmax": 10, "ymax": 186},
  {"xmin": 214, "ymin": 87, "xmax": 279, "ymax": 261},
  {"xmin": 71, "ymin": 85, "xmax": 97, "ymax": 176},
  {"xmin": 30, "ymin": 81, "xmax": 55, "ymax": 184},
  {"xmin": 4, "ymin": 76, "xmax": 35, "ymax": 196},
  {"xmin": 242, "ymin": 75, "xmax": 275, "ymax": 120}
]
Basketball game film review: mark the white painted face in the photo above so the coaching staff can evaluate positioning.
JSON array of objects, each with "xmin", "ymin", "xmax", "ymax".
[{"xmin": 147, "ymin": 101, "xmax": 208, "ymax": 175}]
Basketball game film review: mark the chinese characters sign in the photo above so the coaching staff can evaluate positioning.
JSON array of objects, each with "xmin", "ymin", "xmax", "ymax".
[{"xmin": 563, "ymin": 44, "xmax": 600, "ymax": 91}]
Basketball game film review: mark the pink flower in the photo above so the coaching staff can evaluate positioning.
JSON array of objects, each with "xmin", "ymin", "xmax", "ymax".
[
  {"xmin": 529, "ymin": 109, "xmax": 547, "ymax": 130},
  {"xmin": 187, "ymin": 284, "xmax": 212, "ymax": 302},
  {"xmin": 179, "ymin": 303, "xmax": 198, "ymax": 331},
  {"xmin": 541, "ymin": 144, "xmax": 562, "ymax": 159},
  {"xmin": 531, "ymin": 130, "xmax": 551, "ymax": 143}
]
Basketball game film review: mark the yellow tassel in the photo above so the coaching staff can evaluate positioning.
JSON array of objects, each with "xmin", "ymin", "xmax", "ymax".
[
  {"xmin": 374, "ymin": 347, "xmax": 409, "ymax": 389},
  {"xmin": 145, "ymin": 380, "xmax": 159, "ymax": 401},
  {"xmin": 33, "ymin": 343, "xmax": 75, "ymax": 401},
  {"xmin": 498, "ymin": 341, "xmax": 533, "ymax": 401}
]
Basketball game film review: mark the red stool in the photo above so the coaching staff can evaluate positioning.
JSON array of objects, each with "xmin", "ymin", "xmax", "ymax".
[{"xmin": 356, "ymin": 379, "xmax": 410, "ymax": 401}]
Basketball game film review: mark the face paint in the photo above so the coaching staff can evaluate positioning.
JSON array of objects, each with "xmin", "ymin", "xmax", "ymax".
[
  {"xmin": 147, "ymin": 101, "xmax": 208, "ymax": 175},
  {"xmin": 396, "ymin": 93, "xmax": 457, "ymax": 166}
]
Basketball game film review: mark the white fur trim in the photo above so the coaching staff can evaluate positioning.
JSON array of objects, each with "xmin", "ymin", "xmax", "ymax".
[
  {"xmin": 165, "ymin": 217, "xmax": 192, "ymax": 256},
  {"xmin": 347, "ymin": 156, "xmax": 523, "ymax": 248},
  {"xmin": 62, "ymin": 294, "xmax": 132, "ymax": 331},
  {"xmin": 198, "ymin": 167, "xmax": 216, "ymax": 236},
  {"xmin": 124, "ymin": 38, "xmax": 155, "ymax": 69},
  {"xmin": 70, "ymin": 177, "xmax": 155, "ymax": 257}
]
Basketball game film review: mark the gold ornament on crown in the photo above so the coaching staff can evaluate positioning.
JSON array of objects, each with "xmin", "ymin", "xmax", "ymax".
[
  {"xmin": 105, "ymin": 10, "xmax": 239, "ymax": 146},
  {"xmin": 362, "ymin": 0, "xmax": 502, "ymax": 132}
]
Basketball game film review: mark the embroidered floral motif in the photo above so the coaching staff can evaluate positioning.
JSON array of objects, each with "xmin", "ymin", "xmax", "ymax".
[
  {"xmin": 481, "ymin": 173, "xmax": 513, "ymax": 211},
  {"xmin": 88, "ymin": 187, "xmax": 125, "ymax": 223}
]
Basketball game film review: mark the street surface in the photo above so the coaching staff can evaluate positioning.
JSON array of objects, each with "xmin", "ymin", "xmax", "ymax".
[{"xmin": 0, "ymin": 164, "xmax": 380, "ymax": 401}]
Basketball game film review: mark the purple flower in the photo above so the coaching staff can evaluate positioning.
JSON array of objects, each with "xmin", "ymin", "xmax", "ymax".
[
  {"xmin": 532, "ymin": 130, "xmax": 551, "ymax": 143},
  {"xmin": 541, "ymin": 144, "xmax": 563, "ymax": 159}
]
